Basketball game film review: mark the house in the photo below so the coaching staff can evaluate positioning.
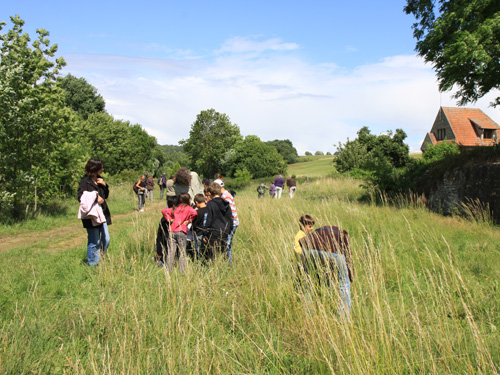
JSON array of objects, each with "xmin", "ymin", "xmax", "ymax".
[{"xmin": 421, "ymin": 107, "xmax": 500, "ymax": 152}]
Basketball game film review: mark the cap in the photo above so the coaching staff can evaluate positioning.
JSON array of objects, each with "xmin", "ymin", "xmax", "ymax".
[{"xmin": 213, "ymin": 179, "xmax": 224, "ymax": 187}]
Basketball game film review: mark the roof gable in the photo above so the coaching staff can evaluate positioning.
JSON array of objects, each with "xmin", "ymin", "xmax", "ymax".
[{"xmin": 441, "ymin": 107, "xmax": 500, "ymax": 146}]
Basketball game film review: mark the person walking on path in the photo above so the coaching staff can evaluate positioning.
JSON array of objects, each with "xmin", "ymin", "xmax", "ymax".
[
  {"xmin": 273, "ymin": 175, "xmax": 285, "ymax": 199},
  {"xmin": 135, "ymin": 175, "xmax": 147, "ymax": 211},
  {"xmin": 287, "ymin": 176, "xmax": 297, "ymax": 199},
  {"xmin": 146, "ymin": 176, "xmax": 155, "ymax": 201},
  {"xmin": 158, "ymin": 173, "xmax": 167, "ymax": 200},
  {"xmin": 77, "ymin": 158, "xmax": 111, "ymax": 266}
]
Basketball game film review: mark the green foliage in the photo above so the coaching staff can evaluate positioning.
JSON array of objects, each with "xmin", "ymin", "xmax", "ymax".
[
  {"xmin": 181, "ymin": 109, "xmax": 242, "ymax": 178},
  {"xmin": 57, "ymin": 73, "xmax": 106, "ymax": 119},
  {"xmin": 404, "ymin": 0, "xmax": 500, "ymax": 106},
  {"xmin": 222, "ymin": 135, "xmax": 287, "ymax": 178},
  {"xmin": 265, "ymin": 139, "xmax": 299, "ymax": 164},
  {"xmin": 305, "ymin": 151, "xmax": 312, "ymax": 156},
  {"xmin": 334, "ymin": 139, "xmax": 368, "ymax": 173},
  {"xmin": 423, "ymin": 142, "xmax": 460, "ymax": 162},
  {"xmin": 0, "ymin": 16, "xmax": 83, "ymax": 214},
  {"xmin": 229, "ymin": 168, "xmax": 253, "ymax": 190},
  {"xmin": 314, "ymin": 151, "xmax": 324, "ymax": 155},
  {"xmin": 159, "ymin": 144, "xmax": 189, "ymax": 170}
]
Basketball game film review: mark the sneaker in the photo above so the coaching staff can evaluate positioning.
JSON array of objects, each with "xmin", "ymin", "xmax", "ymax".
[{"xmin": 139, "ymin": 208, "xmax": 144, "ymax": 212}]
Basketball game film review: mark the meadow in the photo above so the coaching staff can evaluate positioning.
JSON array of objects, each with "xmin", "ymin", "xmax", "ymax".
[{"xmin": 0, "ymin": 169, "xmax": 499, "ymax": 374}]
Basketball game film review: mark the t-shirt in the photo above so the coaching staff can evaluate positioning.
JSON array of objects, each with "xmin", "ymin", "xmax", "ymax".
[
  {"xmin": 294, "ymin": 230, "xmax": 307, "ymax": 254},
  {"xmin": 222, "ymin": 190, "xmax": 239, "ymax": 227}
]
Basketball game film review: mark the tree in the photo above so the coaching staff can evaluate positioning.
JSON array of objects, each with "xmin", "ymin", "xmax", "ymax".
[
  {"xmin": 180, "ymin": 109, "xmax": 242, "ymax": 177},
  {"xmin": 404, "ymin": 0, "xmax": 500, "ymax": 106},
  {"xmin": 222, "ymin": 135, "xmax": 287, "ymax": 178},
  {"xmin": 265, "ymin": 139, "xmax": 299, "ymax": 164},
  {"xmin": 305, "ymin": 151, "xmax": 313, "ymax": 156},
  {"xmin": 57, "ymin": 73, "xmax": 106, "ymax": 119},
  {"xmin": 0, "ymin": 16, "xmax": 80, "ymax": 214},
  {"xmin": 314, "ymin": 151, "xmax": 324, "ymax": 156}
]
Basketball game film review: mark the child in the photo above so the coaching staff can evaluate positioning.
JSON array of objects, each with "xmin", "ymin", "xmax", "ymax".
[
  {"xmin": 192, "ymin": 193, "xmax": 208, "ymax": 257},
  {"xmin": 294, "ymin": 214, "xmax": 315, "ymax": 255},
  {"xmin": 161, "ymin": 193, "xmax": 197, "ymax": 272},
  {"xmin": 202, "ymin": 182, "xmax": 233, "ymax": 261},
  {"xmin": 257, "ymin": 180, "xmax": 268, "ymax": 199},
  {"xmin": 214, "ymin": 178, "xmax": 238, "ymax": 264},
  {"xmin": 269, "ymin": 182, "xmax": 276, "ymax": 199}
]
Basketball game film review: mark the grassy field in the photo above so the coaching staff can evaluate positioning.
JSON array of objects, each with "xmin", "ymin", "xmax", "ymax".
[
  {"xmin": 0, "ymin": 165, "xmax": 499, "ymax": 374},
  {"xmin": 288, "ymin": 156, "xmax": 335, "ymax": 177}
]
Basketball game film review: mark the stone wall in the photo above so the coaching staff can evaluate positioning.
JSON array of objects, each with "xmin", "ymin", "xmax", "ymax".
[{"xmin": 422, "ymin": 162, "xmax": 500, "ymax": 222}]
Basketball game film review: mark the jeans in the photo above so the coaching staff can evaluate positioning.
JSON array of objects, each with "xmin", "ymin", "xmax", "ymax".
[
  {"xmin": 227, "ymin": 225, "xmax": 238, "ymax": 264},
  {"xmin": 138, "ymin": 192, "xmax": 145, "ymax": 209},
  {"xmin": 289, "ymin": 186, "xmax": 296, "ymax": 199},
  {"xmin": 167, "ymin": 231, "xmax": 187, "ymax": 272},
  {"xmin": 148, "ymin": 189, "xmax": 153, "ymax": 201},
  {"xmin": 159, "ymin": 186, "xmax": 165, "ymax": 200},
  {"xmin": 86, "ymin": 223, "xmax": 110, "ymax": 266},
  {"xmin": 301, "ymin": 250, "xmax": 351, "ymax": 319},
  {"xmin": 275, "ymin": 186, "xmax": 283, "ymax": 199}
]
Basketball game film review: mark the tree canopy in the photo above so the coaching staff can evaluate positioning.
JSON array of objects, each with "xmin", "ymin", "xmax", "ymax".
[
  {"xmin": 404, "ymin": 0, "xmax": 500, "ymax": 106},
  {"xmin": 180, "ymin": 109, "xmax": 242, "ymax": 178},
  {"xmin": 57, "ymin": 74, "xmax": 106, "ymax": 119},
  {"xmin": 265, "ymin": 139, "xmax": 298, "ymax": 164}
]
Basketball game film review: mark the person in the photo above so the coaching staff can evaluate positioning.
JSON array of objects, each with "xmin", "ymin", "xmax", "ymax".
[
  {"xmin": 298, "ymin": 217, "xmax": 353, "ymax": 320},
  {"xmin": 158, "ymin": 173, "xmax": 167, "ymax": 200},
  {"xmin": 274, "ymin": 175, "xmax": 284, "ymax": 199},
  {"xmin": 173, "ymin": 167, "xmax": 204, "ymax": 202},
  {"xmin": 146, "ymin": 176, "xmax": 155, "ymax": 201},
  {"xmin": 77, "ymin": 158, "xmax": 111, "ymax": 266},
  {"xmin": 191, "ymin": 193, "xmax": 208, "ymax": 257},
  {"xmin": 204, "ymin": 187, "xmax": 212, "ymax": 202},
  {"xmin": 202, "ymin": 178, "xmax": 210, "ymax": 190},
  {"xmin": 287, "ymin": 176, "xmax": 297, "ymax": 199},
  {"xmin": 257, "ymin": 180, "xmax": 268, "ymax": 199},
  {"xmin": 269, "ymin": 182, "xmax": 276, "ymax": 199},
  {"xmin": 214, "ymin": 178, "xmax": 238, "ymax": 264},
  {"xmin": 135, "ymin": 175, "xmax": 147, "ymax": 211},
  {"xmin": 161, "ymin": 193, "xmax": 197, "ymax": 272},
  {"xmin": 294, "ymin": 215, "xmax": 315, "ymax": 255},
  {"xmin": 166, "ymin": 174, "xmax": 176, "ymax": 208},
  {"xmin": 202, "ymin": 182, "xmax": 233, "ymax": 261}
]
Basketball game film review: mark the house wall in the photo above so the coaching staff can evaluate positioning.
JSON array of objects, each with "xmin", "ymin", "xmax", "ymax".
[{"xmin": 431, "ymin": 108, "xmax": 455, "ymax": 141}]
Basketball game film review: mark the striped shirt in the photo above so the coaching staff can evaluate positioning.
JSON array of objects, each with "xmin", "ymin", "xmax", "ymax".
[{"xmin": 221, "ymin": 190, "xmax": 239, "ymax": 226}]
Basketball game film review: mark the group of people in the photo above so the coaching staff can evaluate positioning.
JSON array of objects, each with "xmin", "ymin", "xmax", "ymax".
[
  {"xmin": 154, "ymin": 170, "xmax": 239, "ymax": 271},
  {"xmin": 77, "ymin": 159, "xmax": 352, "ymax": 317},
  {"xmin": 257, "ymin": 174, "xmax": 297, "ymax": 199}
]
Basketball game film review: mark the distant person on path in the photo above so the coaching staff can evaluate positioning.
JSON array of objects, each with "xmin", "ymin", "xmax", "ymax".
[
  {"xmin": 269, "ymin": 182, "xmax": 276, "ymax": 198},
  {"xmin": 161, "ymin": 193, "xmax": 197, "ymax": 272},
  {"xmin": 287, "ymin": 176, "xmax": 297, "ymax": 199},
  {"xmin": 77, "ymin": 158, "xmax": 111, "ymax": 266},
  {"xmin": 257, "ymin": 180, "xmax": 268, "ymax": 199},
  {"xmin": 158, "ymin": 173, "xmax": 167, "ymax": 200},
  {"xmin": 135, "ymin": 175, "xmax": 147, "ymax": 211},
  {"xmin": 146, "ymin": 176, "xmax": 155, "ymax": 201},
  {"xmin": 214, "ymin": 178, "xmax": 239, "ymax": 264},
  {"xmin": 166, "ymin": 174, "xmax": 176, "ymax": 208},
  {"xmin": 273, "ymin": 175, "xmax": 285, "ymax": 199}
]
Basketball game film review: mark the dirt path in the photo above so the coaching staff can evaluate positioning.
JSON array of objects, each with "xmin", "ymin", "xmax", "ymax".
[{"xmin": 0, "ymin": 200, "xmax": 165, "ymax": 253}]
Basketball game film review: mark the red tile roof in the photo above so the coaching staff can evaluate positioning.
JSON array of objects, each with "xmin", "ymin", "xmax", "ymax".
[{"xmin": 441, "ymin": 107, "xmax": 500, "ymax": 146}]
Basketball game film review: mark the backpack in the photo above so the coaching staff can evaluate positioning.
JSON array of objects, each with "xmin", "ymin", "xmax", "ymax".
[{"xmin": 133, "ymin": 182, "xmax": 139, "ymax": 194}]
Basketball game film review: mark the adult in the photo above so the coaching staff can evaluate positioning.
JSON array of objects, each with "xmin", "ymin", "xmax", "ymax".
[
  {"xmin": 77, "ymin": 158, "xmax": 111, "ymax": 266},
  {"xmin": 287, "ymin": 176, "xmax": 297, "ymax": 199},
  {"xmin": 146, "ymin": 176, "xmax": 155, "ymax": 201},
  {"xmin": 214, "ymin": 178, "xmax": 238, "ymax": 264},
  {"xmin": 273, "ymin": 174, "xmax": 285, "ymax": 199},
  {"xmin": 135, "ymin": 175, "xmax": 147, "ymax": 211},
  {"xmin": 165, "ymin": 174, "xmax": 176, "ymax": 208},
  {"xmin": 173, "ymin": 167, "xmax": 204, "ymax": 202},
  {"xmin": 158, "ymin": 173, "xmax": 167, "ymax": 200}
]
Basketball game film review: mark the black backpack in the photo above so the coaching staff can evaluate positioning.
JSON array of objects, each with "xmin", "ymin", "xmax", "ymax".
[{"xmin": 133, "ymin": 182, "xmax": 139, "ymax": 194}]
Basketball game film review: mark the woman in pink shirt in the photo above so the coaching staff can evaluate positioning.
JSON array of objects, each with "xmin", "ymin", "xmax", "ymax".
[{"xmin": 161, "ymin": 193, "xmax": 197, "ymax": 272}]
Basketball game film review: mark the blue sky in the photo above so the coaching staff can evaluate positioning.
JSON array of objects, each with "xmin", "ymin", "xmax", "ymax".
[{"xmin": 3, "ymin": 1, "xmax": 500, "ymax": 154}]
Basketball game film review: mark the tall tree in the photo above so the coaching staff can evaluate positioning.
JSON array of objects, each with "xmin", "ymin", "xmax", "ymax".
[
  {"xmin": 57, "ymin": 73, "xmax": 106, "ymax": 119},
  {"xmin": 180, "ymin": 109, "xmax": 242, "ymax": 178},
  {"xmin": 266, "ymin": 139, "xmax": 298, "ymax": 164},
  {"xmin": 0, "ymin": 16, "xmax": 79, "ymax": 213},
  {"xmin": 404, "ymin": 0, "xmax": 500, "ymax": 106}
]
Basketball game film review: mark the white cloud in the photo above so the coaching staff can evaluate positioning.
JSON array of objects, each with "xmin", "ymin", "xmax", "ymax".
[{"xmin": 63, "ymin": 39, "xmax": 500, "ymax": 155}]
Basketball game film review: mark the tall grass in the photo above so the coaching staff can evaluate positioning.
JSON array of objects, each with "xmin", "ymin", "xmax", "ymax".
[{"xmin": 0, "ymin": 178, "xmax": 499, "ymax": 374}]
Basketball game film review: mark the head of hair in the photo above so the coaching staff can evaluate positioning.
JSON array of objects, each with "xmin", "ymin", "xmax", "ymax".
[
  {"xmin": 194, "ymin": 193, "xmax": 205, "ymax": 204},
  {"xmin": 214, "ymin": 173, "xmax": 223, "ymax": 180},
  {"xmin": 169, "ymin": 174, "xmax": 174, "ymax": 179},
  {"xmin": 299, "ymin": 214, "xmax": 315, "ymax": 229},
  {"xmin": 173, "ymin": 192, "xmax": 191, "ymax": 212},
  {"xmin": 175, "ymin": 168, "xmax": 191, "ymax": 185},
  {"xmin": 84, "ymin": 158, "xmax": 103, "ymax": 177},
  {"xmin": 229, "ymin": 189, "xmax": 236, "ymax": 197},
  {"xmin": 208, "ymin": 182, "xmax": 222, "ymax": 197},
  {"xmin": 202, "ymin": 178, "xmax": 210, "ymax": 186}
]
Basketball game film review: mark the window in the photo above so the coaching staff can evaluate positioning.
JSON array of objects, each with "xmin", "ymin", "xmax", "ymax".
[
  {"xmin": 436, "ymin": 128, "xmax": 446, "ymax": 140},
  {"xmin": 483, "ymin": 129, "xmax": 494, "ymax": 139}
]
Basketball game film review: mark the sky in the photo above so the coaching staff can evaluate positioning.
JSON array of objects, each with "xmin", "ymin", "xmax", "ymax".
[{"xmin": 2, "ymin": 1, "xmax": 500, "ymax": 154}]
